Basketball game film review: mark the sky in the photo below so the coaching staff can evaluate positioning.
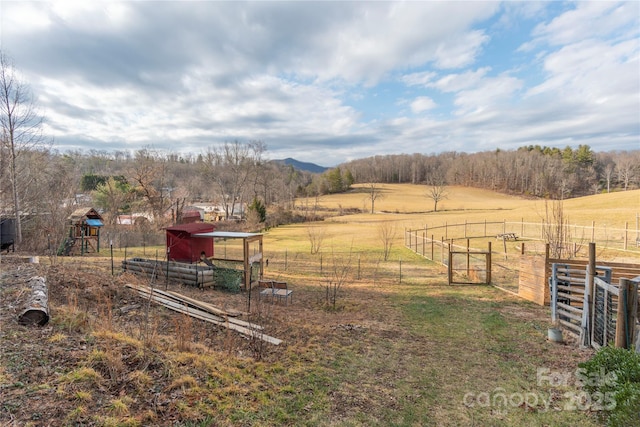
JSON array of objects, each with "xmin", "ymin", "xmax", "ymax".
[{"xmin": 0, "ymin": 1, "xmax": 638, "ymax": 167}]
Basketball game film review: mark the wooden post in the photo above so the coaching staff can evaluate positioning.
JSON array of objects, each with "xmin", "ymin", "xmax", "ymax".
[
  {"xmin": 616, "ymin": 278, "xmax": 638, "ymax": 349},
  {"xmin": 521, "ymin": 217, "xmax": 524, "ymax": 239},
  {"xmin": 466, "ymin": 238, "xmax": 470, "ymax": 277},
  {"xmin": 543, "ymin": 243, "xmax": 550, "ymax": 300},
  {"xmin": 431, "ymin": 235, "xmax": 434, "ymax": 260},
  {"xmin": 503, "ymin": 219, "xmax": 506, "ymax": 234},
  {"xmin": 447, "ymin": 245, "xmax": 453, "ymax": 285},
  {"xmin": 520, "ymin": 242, "xmax": 525, "ymax": 255},
  {"xmin": 422, "ymin": 231, "xmax": 425, "ymax": 256},
  {"xmin": 503, "ymin": 236, "xmax": 507, "ymax": 260},
  {"xmin": 484, "ymin": 219, "xmax": 487, "ymax": 237},
  {"xmin": 464, "ymin": 220, "xmax": 467, "ymax": 238},
  {"xmin": 441, "ymin": 236, "xmax": 444, "ymax": 264},
  {"xmin": 486, "ymin": 242, "xmax": 492, "ymax": 284},
  {"xmin": 624, "ymin": 222, "xmax": 628, "ymax": 250},
  {"xmin": 583, "ymin": 243, "xmax": 596, "ymax": 347}
]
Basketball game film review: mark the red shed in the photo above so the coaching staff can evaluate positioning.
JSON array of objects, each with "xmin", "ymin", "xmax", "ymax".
[{"xmin": 166, "ymin": 223, "xmax": 215, "ymax": 263}]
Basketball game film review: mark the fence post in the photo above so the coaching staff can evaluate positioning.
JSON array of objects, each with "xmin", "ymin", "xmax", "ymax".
[
  {"xmin": 616, "ymin": 278, "xmax": 638, "ymax": 349},
  {"xmin": 466, "ymin": 238, "xmax": 470, "ymax": 277},
  {"xmin": 624, "ymin": 221, "xmax": 628, "ymax": 250},
  {"xmin": 582, "ymin": 243, "xmax": 596, "ymax": 348},
  {"xmin": 447, "ymin": 245, "xmax": 452, "ymax": 285},
  {"xmin": 445, "ymin": 221, "xmax": 448, "ymax": 240},
  {"xmin": 431, "ymin": 235, "xmax": 434, "ymax": 260},
  {"xmin": 441, "ymin": 236, "xmax": 444, "ymax": 264},
  {"xmin": 422, "ymin": 232, "xmax": 425, "ymax": 256},
  {"xmin": 543, "ymin": 243, "xmax": 550, "ymax": 295},
  {"xmin": 486, "ymin": 242, "xmax": 492, "ymax": 284}
]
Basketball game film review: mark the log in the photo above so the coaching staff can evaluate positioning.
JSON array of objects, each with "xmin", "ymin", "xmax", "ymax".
[{"xmin": 18, "ymin": 276, "xmax": 49, "ymax": 326}]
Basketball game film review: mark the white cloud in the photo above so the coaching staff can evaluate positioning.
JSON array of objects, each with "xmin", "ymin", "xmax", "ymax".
[
  {"xmin": 410, "ymin": 97, "xmax": 437, "ymax": 114},
  {"xmin": 430, "ymin": 67, "xmax": 492, "ymax": 93},
  {"xmin": 1, "ymin": 1, "xmax": 638, "ymax": 166},
  {"xmin": 531, "ymin": 1, "xmax": 637, "ymax": 46}
]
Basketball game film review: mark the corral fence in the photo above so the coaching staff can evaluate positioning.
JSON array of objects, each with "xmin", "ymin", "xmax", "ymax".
[
  {"xmin": 548, "ymin": 244, "xmax": 640, "ymax": 352},
  {"xmin": 405, "ymin": 218, "xmax": 640, "ymax": 254},
  {"xmin": 405, "ymin": 219, "xmax": 640, "ymax": 290},
  {"xmin": 261, "ymin": 249, "xmax": 425, "ymax": 286}
]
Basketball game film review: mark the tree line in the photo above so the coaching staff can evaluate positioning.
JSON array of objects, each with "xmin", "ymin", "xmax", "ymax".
[{"xmin": 341, "ymin": 145, "xmax": 639, "ymax": 198}]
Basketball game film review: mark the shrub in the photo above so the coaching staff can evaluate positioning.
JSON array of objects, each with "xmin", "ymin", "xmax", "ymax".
[{"xmin": 578, "ymin": 346, "xmax": 640, "ymax": 426}]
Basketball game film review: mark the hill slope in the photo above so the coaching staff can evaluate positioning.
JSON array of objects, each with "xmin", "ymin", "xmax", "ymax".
[{"xmin": 273, "ymin": 158, "xmax": 328, "ymax": 173}]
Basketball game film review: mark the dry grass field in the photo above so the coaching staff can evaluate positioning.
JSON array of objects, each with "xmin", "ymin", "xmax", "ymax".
[{"xmin": 1, "ymin": 185, "xmax": 639, "ymax": 426}]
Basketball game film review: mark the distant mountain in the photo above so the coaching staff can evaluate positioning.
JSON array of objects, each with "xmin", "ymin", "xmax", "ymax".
[{"xmin": 274, "ymin": 158, "xmax": 328, "ymax": 174}]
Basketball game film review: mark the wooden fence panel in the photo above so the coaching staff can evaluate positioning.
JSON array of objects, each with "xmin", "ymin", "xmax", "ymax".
[{"xmin": 518, "ymin": 256, "xmax": 547, "ymax": 305}]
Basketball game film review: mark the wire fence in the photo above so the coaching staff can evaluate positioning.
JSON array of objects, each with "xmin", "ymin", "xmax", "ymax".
[
  {"xmin": 406, "ymin": 219, "xmax": 640, "ymax": 253},
  {"xmin": 261, "ymin": 248, "xmax": 436, "ymax": 287}
]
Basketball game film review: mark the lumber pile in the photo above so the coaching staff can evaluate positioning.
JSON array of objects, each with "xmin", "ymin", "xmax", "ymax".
[
  {"xmin": 125, "ymin": 283, "xmax": 282, "ymax": 345},
  {"xmin": 123, "ymin": 258, "xmax": 215, "ymax": 288},
  {"xmin": 122, "ymin": 258, "xmax": 243, "ymax": 291}
]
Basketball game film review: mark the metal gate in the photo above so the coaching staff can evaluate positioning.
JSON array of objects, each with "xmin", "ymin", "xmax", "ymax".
[
  {"xmin": 591, "ymin": 276, "xmax": 618, "ymax": 349},
  {"xmin": 549, "ymin": 264, "xmax": 612, "ymax": 343}
]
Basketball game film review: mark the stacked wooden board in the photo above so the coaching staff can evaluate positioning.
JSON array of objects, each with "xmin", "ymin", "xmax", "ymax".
[
  {"xmin": 122, "ymin": 258, "xmax": 242, "ymax": 291},
  {"xmin": 125, "ymin": 283, "xmax": 282, "ymax": 345}
]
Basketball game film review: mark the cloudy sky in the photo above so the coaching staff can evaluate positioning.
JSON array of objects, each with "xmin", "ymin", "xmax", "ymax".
[{"xmin": 1, "ymin": 1, "xmax": 638, "ymax": 166}]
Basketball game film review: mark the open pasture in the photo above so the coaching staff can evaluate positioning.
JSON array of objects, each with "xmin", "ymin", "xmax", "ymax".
[{"xmin": 2, "ymin": 186, "xmax": 638, "ymax": 426}]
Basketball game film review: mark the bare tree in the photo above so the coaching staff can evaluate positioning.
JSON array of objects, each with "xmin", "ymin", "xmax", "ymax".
[
  {"xmin": 616, "ymin": 155, "xmax": 637, "ymax": 191},
  {"xmin": 307, "ymin": 225, "xmax": 326, "ymax": 255},
  {"xmin": 378, "ymin": 221, "xmax": 397, "ymax": 261},
  {"xmin": 324, "ymin": 245, "xmax": 353, "ymax": 310},
  {"xmin": 127, "ymin": 149, "xmax": 172, "ymax": 227},
  {"xmin": 603, "ymin": 162, "xmax": 615, "ymax": 193},
  {"xmin": 426, "ymin": 184, "xmax": 448, "ymax": 212},
  {"xmin": 201, "ymin": 141, "xmax": 265, "ymax": 219},
  {"xmin": 0, "ymin": 52, "xmax": 47, "ymax": 245},
  {"xmin": 364, "ymin": 182, "xmax": 384, "ymax": 214},
  {"xmin": 542, "ymin": 199, "xmax": 573, "ymax": 259}
]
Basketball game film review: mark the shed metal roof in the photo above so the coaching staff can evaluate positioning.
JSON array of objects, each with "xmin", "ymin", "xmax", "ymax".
[{"xmin": 193, "ymin": 231, "xmax": 261, "ymax": 239}]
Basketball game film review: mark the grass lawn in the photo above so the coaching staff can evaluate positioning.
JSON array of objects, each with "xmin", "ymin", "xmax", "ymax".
[{"xmin": 2, "ymin": 185, "xmax": 637, "ymax": 426}]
